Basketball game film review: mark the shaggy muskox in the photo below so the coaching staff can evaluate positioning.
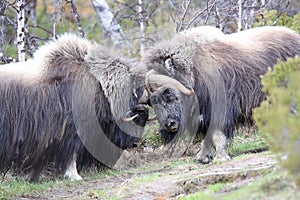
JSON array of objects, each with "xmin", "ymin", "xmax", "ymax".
[
  {"xmin": 140, "ymin": 26, "xmax": 300, "ymax": 164},
  {"xmin": 0, "ymin": 34, "xmax": 148, "ymax": 182}
]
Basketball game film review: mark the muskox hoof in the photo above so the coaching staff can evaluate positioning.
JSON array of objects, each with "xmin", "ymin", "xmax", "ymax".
[
  {"xmin": 214, "ymin": 153, "xmax": 231, "ymax": 163},
  {"xmin": 25, "ymin": 168, "xmax": 42, "ymax": 183},
  {"xmin": 64, "ymin": 171, "xmax": 83, "ymax": 181},
  {"xmin": 195, "ymin": 153, "xmax": 214, "ymax": 164},
  {"xmin": 26, "ymin": 175, "xmax": 40, "ymax": 183}
]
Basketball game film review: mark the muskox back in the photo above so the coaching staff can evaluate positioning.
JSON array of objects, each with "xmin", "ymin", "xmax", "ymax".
[{"xmin": 0, "ymin": 34, "xmax": 148, "ymax": 181}]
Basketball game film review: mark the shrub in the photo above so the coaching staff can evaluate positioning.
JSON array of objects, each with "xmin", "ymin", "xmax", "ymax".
[
  {"xmin": 254, "ymin": 11, "xmax": 300, "ymax": 34},
  {"xmin": 254, "ymin": 56, "xmax": 300, "ymax": 186}
]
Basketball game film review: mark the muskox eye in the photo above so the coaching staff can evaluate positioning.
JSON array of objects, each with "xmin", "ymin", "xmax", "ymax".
[
  {"xmin": 150, "ymin": 96, "xmax": 159, "ymax": 105},
  {"xmin": 163, "ymin": 88, "xmax": 177, "ymax": 103}
]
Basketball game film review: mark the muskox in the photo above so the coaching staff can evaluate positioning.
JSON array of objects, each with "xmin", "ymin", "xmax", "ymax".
[
  {"xmin": 0, "ymin": 34, "xmax": 148, "ymax": 182},
  {"xmin": 140, "ymin": 26, "xmax": 300, "ymax": 164}
]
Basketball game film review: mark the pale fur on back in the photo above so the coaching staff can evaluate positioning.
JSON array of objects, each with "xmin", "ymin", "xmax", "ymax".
[
  {"xmin": 141, "ymin": 25, "xmax": 300, "ymax": 140},
  {"xmin": 0, "ymin": 33, "xmax": 134, "ymax": 121}
]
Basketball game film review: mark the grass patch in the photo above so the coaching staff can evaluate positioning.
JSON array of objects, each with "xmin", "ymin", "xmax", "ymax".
[
  {"xmin": 228, "ymin": 131, "xmax": 268, "ymax": 156},
  {"xmin": 0, "ymin": 167, "xmax": 120, "ymax": 199},
  {"xmin": 207, "ymin": 182, "xmax": 226, "ymax": 192},
  {"xmin": 0, "ymin": 177, "xmax": 78, "ymax": 199},
  {"xmin": 84, "ymin": 189, "xmax": 122, "ymax": 200},
  {"xmin": 86, "ymin": 189, "xmax": 106, "ymax": 198},
  {"xmin": 132, "ymin": 172, "xmax": 164, "ymax": 184},
  {"xmin": 180, "ymin": 169, "xmax": 298, "ymax": 200},
  {"xmin": 81, "ymin": 167, "xmax": 122, "ymax": 181},
  {"xmin": 180, "ymin": 183, "xmax": 225, "ymax": 200},
  {"xmin": 180, "ymin": 192, "xmax": 215, "ymax": 200},
  {"xmin": 220, "ymin": 169, "xmax": 298, "ymax": 200}
]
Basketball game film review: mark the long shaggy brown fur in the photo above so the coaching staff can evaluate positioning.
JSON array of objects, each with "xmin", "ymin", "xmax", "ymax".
[
  {"xmin": 0, "ymin": 34, "xmax": 147, "ymax": 181},
  {"xmin": 141, "ymin": 26, "xmax": 300, "ymax": 162}
]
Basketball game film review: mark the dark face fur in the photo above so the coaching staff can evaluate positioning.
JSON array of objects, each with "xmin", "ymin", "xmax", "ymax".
[{"xmin": 149, "ymin": 86, "xmax": 186, "ymax": 143}]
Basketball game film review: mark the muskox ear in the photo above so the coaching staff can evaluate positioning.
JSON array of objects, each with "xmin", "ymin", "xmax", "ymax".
[{"xmin": 164, "ymin": 58, "xmax": 175, "ymax": 76}]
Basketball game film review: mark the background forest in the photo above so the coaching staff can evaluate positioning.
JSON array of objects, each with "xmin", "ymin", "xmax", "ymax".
[{"xmin": 0, "ymin": 0, "xmax": 300, "ymax": 63}]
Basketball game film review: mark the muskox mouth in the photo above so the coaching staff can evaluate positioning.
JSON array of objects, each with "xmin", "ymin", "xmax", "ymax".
[
  {"xmin": 164, "ymin": 125, "xmax": 179, "ymax": 133},
  {"xmin": 160, "ymin": 128, "xmax": 180, "ymax": 144},
  {"xmin": 163, "ymin": 117, "xmax": 180, "ymax": 132}
]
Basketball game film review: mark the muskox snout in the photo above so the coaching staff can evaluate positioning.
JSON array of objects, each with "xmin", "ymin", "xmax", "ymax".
[{"xmin": 164, "ymin": 118, "xmax": 179, "ymax": 132}]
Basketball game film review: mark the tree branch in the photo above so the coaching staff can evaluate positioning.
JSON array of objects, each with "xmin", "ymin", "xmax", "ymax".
[
  {"xmin": 66, "ymin": 0, "xmax": 85, "ymax": 38},
  {"xmin": 176, "ymin": 0, "xmax": 192, "ymax": 33}
]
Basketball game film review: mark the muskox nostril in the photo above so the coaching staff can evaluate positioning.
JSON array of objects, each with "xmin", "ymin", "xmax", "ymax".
[
  {"xmin": 165, "ymin": 119, "xmax": 178, "ymax": 132},
  {"xmin": 166, "ymin": 120, "xmax": 176, "ymax": 128}
]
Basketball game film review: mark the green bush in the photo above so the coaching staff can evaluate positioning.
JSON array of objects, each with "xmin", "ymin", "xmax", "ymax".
[
  {"xmin": 254, "ymin": 11, "xmax": 300, "ymax": 34},
  {"xmin": 254, "ymin": 56, "xmax": 300, "ymax": 186}
]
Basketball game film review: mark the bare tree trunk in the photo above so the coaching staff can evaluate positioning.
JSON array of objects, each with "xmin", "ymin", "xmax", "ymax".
[
  {"xmin": 29, "ymin": 0, "xmax": 37, "ymax": 26},
  {"xmin": 52, "ymin": 0, "xmax": 64, "ymax": 39},
  {"xmin": 249, "ymin": 0, "xmax": 256, "ymax": 29},
  {"xmin": 0, "ymin": 1, "xmax": 7, "ymax": 55},
  {"xmin": 92, "ymin": 0, "xmax": 125, "ymax": 47},
  {"xmin": 237, "ymin": 0, "xmax": 243, "ymax": 32},
  {"xmin": 0, "ymin": 1, "xmax": 8, "ymax": 62},
  {"xmin": 176, "ymin": 0, "xmax": 192, "ymax": 32},
  {"xmin": 16, "ymin": 0, "xmax": 27, "ymax": 62},
  {"xmin": 67, "ymin": 0, "xmax": 85, "ymax": 38},
  {"xmin": 138, "ymin": 0, "xmax": 146, "ymax": 56},
  {"xmin": 214, "ymin": 1, "xmax": 222, "ymax": 30},
  {"xmin": 25, "ymin": 0, "xmax": 38, "ymax": 57}
]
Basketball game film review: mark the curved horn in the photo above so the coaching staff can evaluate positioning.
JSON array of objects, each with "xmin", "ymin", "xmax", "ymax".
[
  {"xmin": 123, "ymin": 114, "xmax": 139, "ymax": 122},
  {"xmin": 146, "ymin": 73, "xmax": 194, "ymax": 95},
  {"xmin": 138, "ymin": 89, "xmax": 149, "ymax": 104}
]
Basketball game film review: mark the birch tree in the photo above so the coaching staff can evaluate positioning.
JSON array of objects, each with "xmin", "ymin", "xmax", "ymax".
[
  {"xmin": 138, "ymin": 0, "xmax": 146, "ymax": 56},
  {"xmin": 92, "ymin": 0, "xmax": 125, "ymax": 47},
  {"xmin": 16, "ymin": 0, "xmax": 27, "ymax": 62},
  {"xmin": 67, "ymin": 0, "xmax": 85, "ymax": 38},
  {"xmin": 29, "ymin": 0, "xmax": 37, "ymax": 26},
  {"xmin": 0, "ymin": 1, "xmax": 8, "ymax": 63},
  {"xmin": 237, "ymin": 0, "xmax": 242, "ymax": 31},
  {"xmin": 107, "ymin": 0, "xmax": 160, "ymax": 56}
]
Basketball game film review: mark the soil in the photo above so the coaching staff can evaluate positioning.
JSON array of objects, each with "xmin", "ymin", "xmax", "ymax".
[{"xmin": 13, "ymin": 150, "xmax": 293, "ymax": 200}]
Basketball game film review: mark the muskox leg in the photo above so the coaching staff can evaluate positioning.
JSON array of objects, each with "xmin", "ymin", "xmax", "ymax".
[
  {"xmin": 195, "ymin": 134, "xmax": 215, "ymax": 164},
  {"xmin": 64, "ymin": 153, "xmax": 83, "ymax": 181},
  {"xmin": 26, "ymin": 165, "xmax": 43, "ymax": 183},
  {"xmin": 212, "ymin": 130, "xmax": 231, "ymax": 162},
  {"xmin": 195, "ymin": 129, "xmax": 230, "ymax": 164}
]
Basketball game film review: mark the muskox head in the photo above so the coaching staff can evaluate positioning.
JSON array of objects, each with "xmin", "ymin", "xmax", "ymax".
[
  {"xmin": 149, "ymin": 85, "xmax": 185, "ymax": 143},
  {"xmin": 140, "ymin": 70, "xmax": 199, "ymax": 143}
]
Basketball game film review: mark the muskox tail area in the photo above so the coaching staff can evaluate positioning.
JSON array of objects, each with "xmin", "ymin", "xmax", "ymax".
[{"xmin": 0, "ymin": 34, "xmax": 99, "ymax": 181}]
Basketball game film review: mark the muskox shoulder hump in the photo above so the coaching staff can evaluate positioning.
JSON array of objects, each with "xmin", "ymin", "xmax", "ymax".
[
  {"xmin": 181, "ymin": 26, "xmax": 224, "ymax": 44},
  {"xmin": 34, "ymin": 34, "xmax": 93, "ymax": 75}
]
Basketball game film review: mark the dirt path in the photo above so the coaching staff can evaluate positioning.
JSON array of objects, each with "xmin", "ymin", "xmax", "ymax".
[
  {"xmin": 15, "ymin": 152, "xmax": 281, "ymax": 200},
  {"xmin": 121, "ymin": 153, "xmax": 277, "ymax": 199}
]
